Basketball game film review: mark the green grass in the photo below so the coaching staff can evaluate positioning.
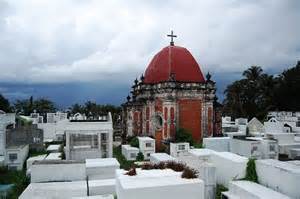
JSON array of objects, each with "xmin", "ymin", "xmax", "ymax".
[
  {"xmin": 28, "ymin": 148, "xmax": 48, "ymax": 158},
  {"xmin": 215, "ymin": 184, "xmax": 228, "ymax": 199},
  {"xmin": 0, "ymin": 167, "xmax": 29, "ymax": 199},
  {"xmin": 113, "ymin": 146, "xmax": 135, "ymax": 170}
]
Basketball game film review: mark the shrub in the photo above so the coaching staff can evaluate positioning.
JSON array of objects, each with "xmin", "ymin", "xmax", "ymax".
[
  {"xmin": 165, "ymin": 161, "xmax": 185, "ymax": 172},
  {"xmin": 129, "ymin": 137, "xmax": 139, "ymax": 148},
  {"xmin": 136, "ymin": 152, "xmax": 144, "ymax": 161},
  {"xmin": 125, "ymin": 167, "xmax": 137, "ymax": 176},
  {"xmin": 175, "ymin": 128, "xmax": 194, "ymax": 145},
  {"xmin": 216, "ymin": 184, "xmax": 228, "ymax": 199},
  {"xmin": 181, "ymin": 167, "xmax": 198, "ymax": 179},
  {"xmin": 153, "ymin": 162, "xmax": 165, "ymax": 170},
  {"xmin": 244, "ymin": 158, "xmax": 258, "ymax": 183},
  {"xmin": 59, "ymin": 144, "xmax": 65, "ymax": 160},
  {"xmin": 141, "ymin": 163, "xmax": 154, "ymax": 170},
  {"xmin": 113, "ymin": 146, "xmax": 135, "ymax": 170},
  {"xmin": 193, "ymin": 143, "xmax": 203, "ymax": 148}
]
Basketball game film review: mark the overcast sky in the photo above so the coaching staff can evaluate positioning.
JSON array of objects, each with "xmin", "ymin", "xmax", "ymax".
[{"xmin": 0, "ymin": 0, "xmax": 299, "ymax": 107}]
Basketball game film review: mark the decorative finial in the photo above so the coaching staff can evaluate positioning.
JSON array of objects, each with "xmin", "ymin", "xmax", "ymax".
[
  {"xmin": 206, "ymin": 72, "xmax": 211, "ymax": 81},
  {"xmin": 140, "ymin": 74, "xmax": 144, "ymax": 82},
  {"xmin": 167, "ymin": 30, "xmax": 177, "ymax": 46},
  {"xmin": 127, "ymin": 95, "xmax": 131, "ymax": 102},
  {"xmin": 134, "ymin": 78, "xmax": 138, "ymax": 85}
]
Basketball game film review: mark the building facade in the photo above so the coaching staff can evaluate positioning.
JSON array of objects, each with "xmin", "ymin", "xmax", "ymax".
[{"xmin": 122, "ymin": 35, "xmax": 218, "ymax": 149}]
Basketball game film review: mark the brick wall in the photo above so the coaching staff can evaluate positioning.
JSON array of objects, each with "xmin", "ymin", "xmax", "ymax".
[{"xmin": 178, "ymin": 99, "xmax": 202, "ymax": 143}]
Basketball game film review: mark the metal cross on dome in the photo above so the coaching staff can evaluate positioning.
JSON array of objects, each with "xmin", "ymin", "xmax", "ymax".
[{"xmin": 167, "ymin": 30, "xmax": 177, "ymax": 46}]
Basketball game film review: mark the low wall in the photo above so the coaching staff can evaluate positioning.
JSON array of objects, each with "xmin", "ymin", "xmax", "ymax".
[
  {"xmin": 256, "ymin": 159, "xmax": 300, "ymax": 199},
  {"xmin": 31, "ymin": 160, "xmax": 86, "ymax": 183}
]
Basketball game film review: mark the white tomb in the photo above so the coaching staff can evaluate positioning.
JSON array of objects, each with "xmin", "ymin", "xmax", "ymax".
[
  {"xmin": 121, "ymin": 145, "xmax": 139, "ymax": 161},
  {"xmin": 188, "ymin": 148, "xmax": 215, "ymax": 162},
  {"xmin": 249, "ymin": 137, "xmax": 278, "ymax": 159},
  {"xmin": 170, "ymin": 142, "xmax": 190, "ymax": 157},
  {"xmin": 247, "ymin": 117, "xmax": 265, "ymax": 136},
  {"xmin": 86, "ymin": 158, "xmax": 120, "ymax": 180},
  {"xmin": 0, "ymin": 112, "xmax": 15, "ymax": 163},
  {"xmin": 5, "ymin": 144, "xmax": 29, "ymax": 170},
  {"xmin": 230, "ymin": 137, "xmax": 262, "ymax": 159},
  {"xmin": 150, "ymin": 153, "xmax": 175, "ymax": 164},
  {"xmin": 138, "ymin": 137, "xmax": 155, "ymax": 160},
  {"xmin": 203, "ymin": 137, "xmax": 230, "ymax": 152},
  {"xmin": 88, "ymin": 179, "xmax": 116, "ymax": 196},
  {"xmin": 235, "ymin": 118, "xmax": 248, "ymax": 133},
  {"xmin": 26, "ymin": 154, "xmax": 47, "ymax": 174},
  {"xmin": 211, "ymin": 152, "xmax": 248, "ymax": 187},
  {"xmin": 31, "ymin": 160, "xmax": 86, "ymax": 183},
  {"xmin": 222, "ymin": 180, "xmax": 291, "ymax": 199},
  {"xmin": 19, "ymin": 181, "xmax": 87, "ymax": 199},
  {"xmin": 116, "ymin": 168, "xmax": 204, "ymax": 199},
  {"xmin": 264, "ymin": 118, "xmax": 285, "ymax": 133},
  {"xmin": 256, "ymin": 159, "xmax": 300, "ymax": 199}
]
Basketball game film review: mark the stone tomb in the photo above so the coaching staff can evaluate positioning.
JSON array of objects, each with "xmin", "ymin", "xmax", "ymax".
[
  {"xmin": 150, "ymin": 153, "xmax": 175, "ymax": 164},
  {"xmin": 86, "ymin": 158, "xmax": 120, "ymax": 180},
  {"xmin": 210, "ymin": 152, "xmax": 247, "ymax": 187},
  {"xmin": 121, "ymin": 145, "xmax": 139, "ymax": 161},
  {"xmin": 115, "ymin": 168, "xmax": 204, "ymax": 199},
  {"xmin": 256, "ymin": 159, "xmax": 300, "ymax": 199},
  {"xmin": 19, "ymin": 181, "xmax": 87, "ymax": 199},
  {"xmin": 222, "ymin": 180, "xmax": 291, "ymax": 199},
  {"xmin": 203, "ymin": 137, "xmax": 230, "ymax": 152}
]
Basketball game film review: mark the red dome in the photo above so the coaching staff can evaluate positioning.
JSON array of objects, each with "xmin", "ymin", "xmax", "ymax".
[{"xmin": 144, "ymin": 45, "xmax": 205, "ymax": 84}]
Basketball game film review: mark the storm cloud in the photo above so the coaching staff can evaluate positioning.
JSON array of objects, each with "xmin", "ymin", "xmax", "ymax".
[{"xmin": 0, "ymin": 0, "xmax": 299, "ymax": 105}]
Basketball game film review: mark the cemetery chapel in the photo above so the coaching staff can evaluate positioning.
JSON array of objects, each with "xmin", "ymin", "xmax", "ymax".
[{"xmin": 122, "ymin": 32, "xmax": 220, "ymax": 149}]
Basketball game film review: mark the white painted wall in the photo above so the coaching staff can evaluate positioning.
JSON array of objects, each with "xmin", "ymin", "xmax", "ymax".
[
  {"xmin": 150, "ymin": 153, "xmax": 175, "ymax": 164},
  {"xmin": 170, "ymin": 142, "xmax": 190, "ymax": 157},
  {"xmin": 86, "ymin": 158, "xmax": 120, "ymax": 180},
  {"xmin": 26, "ymin": 154, "xmax": 47, "ymax": 174},
  {"xmin": 121, "ymin": 145, "xmax": 139, "ymax": 161},
  {"xmin": 138, "ymin": 137, "xmax": 155, "ymax": 160},
  {"xmin": 256, "ymin": 159, "xmax": 300, "ymax": 199},
  {"xmin": 230, "ymin": 138, "xmax": 262, "ymax": 159},
  {"xmin": 88, "ymin": 179, "xmax": 116, "ymax": 196},
  {"xmin": 210, "ymin": 152, "xmax": 247, "ymax": 187},
  {"xmin": 5, "ymin": 144, "xmax": 29, "ymax": 170},
  {"xmin": 116, "ymin": 169, "xmax": 205, "ymax": 199},
  {"xmin": 19, "ymin": 181, "xmax": 87, "ymax": 199},
  {"xmin": 0, "ymin": 113, "xmax": 15, "ymax": 156},
  {"xmin": 31, "ymin": 161, "xmax": 86, "ymax": 183},
  {"xmin": 203, "ymin": 137, "xmax": 230, "ymax": 152}
]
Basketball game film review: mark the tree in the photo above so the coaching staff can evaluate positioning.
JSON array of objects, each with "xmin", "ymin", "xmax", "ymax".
[
  {"xmin": 175, "ymin": 128, "xmax": 194, "ymax": 145},
  {"xmin": 136, "ymin": 152, "xmax": 144, "ymax": 161},
  {"xmin": 129, "ymin": 137, "xmax": 139, "ymax": 148},
  {"xmin": 70, "ymin": 103, "xmax": 84, "ymax": 114},
  {"xmin": 223, "ymin": 66, "xmax": 276, "ymax": 120},
  {"xmin": 0, "ymin": 94, "xmax": 11, "ymax": 112},
  {"xmin": 274, "ymin": 61, "xmax": 300, "ymax": 111},
  {"xmin": 14, "ymin": 97, "xmax": 56, "ymax": 115}
]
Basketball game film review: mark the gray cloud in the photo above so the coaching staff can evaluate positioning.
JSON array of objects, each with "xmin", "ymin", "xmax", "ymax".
[{"xmin": 0, "ymin": 0, "xmax": 299, "ymax": 84}]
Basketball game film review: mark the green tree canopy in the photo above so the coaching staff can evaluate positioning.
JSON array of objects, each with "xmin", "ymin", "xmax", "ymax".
[
  {"xmin": 14, "ymin": 97, "xmax": 56, "ymax": 115},
  {"xmin": 0, "ymin": 94, "xmax": 11, "ymax": 112},
  {"xmin": 223, "ymin": 61, "xmax": 300, "ymax": 120}
]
